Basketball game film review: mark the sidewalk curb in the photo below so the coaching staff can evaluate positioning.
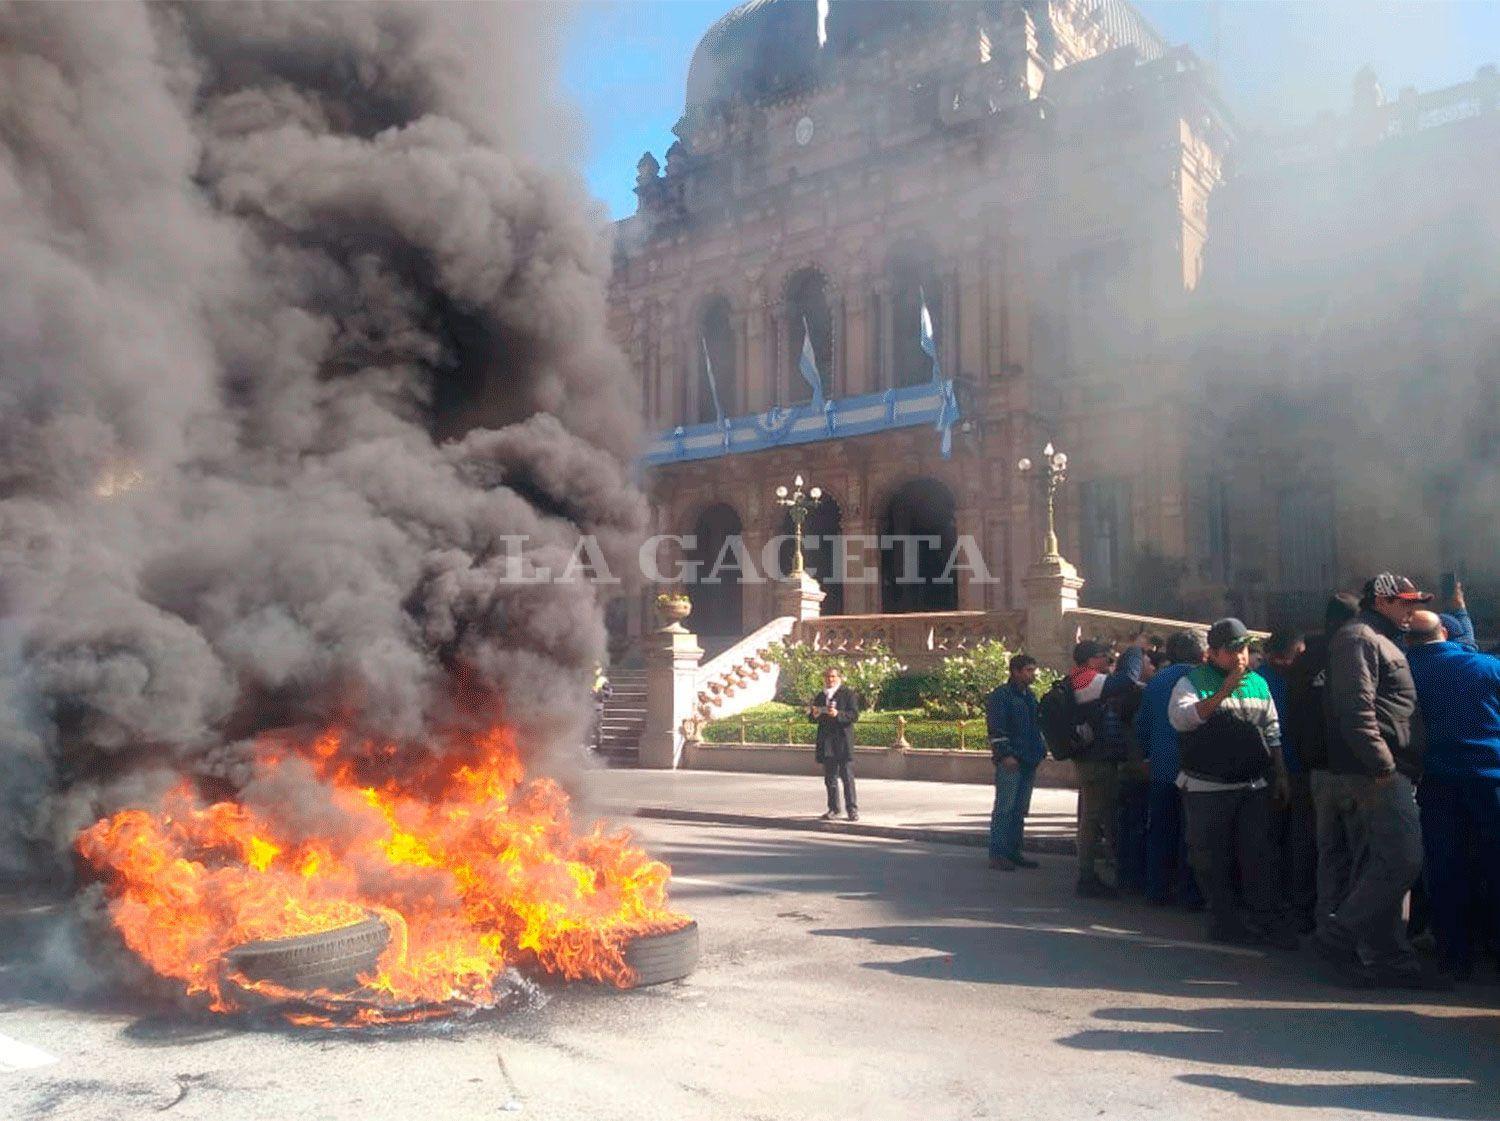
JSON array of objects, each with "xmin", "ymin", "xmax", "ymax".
[{"xmin": 630, "ymin": 806, "xmax": 1077, "ymax": 855}]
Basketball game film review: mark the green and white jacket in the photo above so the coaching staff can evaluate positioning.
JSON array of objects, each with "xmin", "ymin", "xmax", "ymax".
[{"xmin": 1167, "ymin": 665, "xmax": 1282, "ymax": 791}]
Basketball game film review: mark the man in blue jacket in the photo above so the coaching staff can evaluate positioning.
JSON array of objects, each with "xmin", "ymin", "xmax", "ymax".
[
  {"xmin": 1407, "ymin": 609, "xmax": 1500, "ymax": 978},
  {"xmin": 986, "ymin": 654, "xmax": 1046, "ymax": 871},
  {"xmin": 1135, "ymin": 631, "xmax": 1205, "ymax": 907}
]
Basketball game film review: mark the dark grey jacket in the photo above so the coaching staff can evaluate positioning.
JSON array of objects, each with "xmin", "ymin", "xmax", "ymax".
[
  {"xmin": 1326, "ymin": 608, "xmax": 1424, "ymax": 779},
  {"xmin": 809, "ymin": 685, "xmax": 860, "ymax": 764}
]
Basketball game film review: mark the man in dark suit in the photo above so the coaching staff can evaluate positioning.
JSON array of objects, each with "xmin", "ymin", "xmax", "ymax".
[{"xmin": 809, "ymin": 667, "xmax": 860, "ymax": 821}]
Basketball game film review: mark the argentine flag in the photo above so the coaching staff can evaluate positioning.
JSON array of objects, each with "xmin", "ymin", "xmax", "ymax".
[
  {"xmin": 919, "ymin": 287, "xmax": 941, "ymax": 383},
  {"xmin": 798, "ymin": 319, "xmax": 825, "ymax": 408},
  {"xmin": 700, "ymin": 336, "xmax": 725, "ymax": 425}
]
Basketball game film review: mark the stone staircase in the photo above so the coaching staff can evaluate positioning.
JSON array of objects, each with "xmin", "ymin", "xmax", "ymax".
[
  {"xmin": 691, "ymin": 642, "xmax": 782, "ymax": 728},
  {"xmin": 595, "ymin": 669, "xmax": 646, "ymax": 766}
]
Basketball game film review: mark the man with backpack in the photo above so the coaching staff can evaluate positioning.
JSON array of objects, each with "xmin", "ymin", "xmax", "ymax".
[
  {"xmin": 1134, "ymin": 631, "xmax": 1207, "ymax": 908},
  {"xmin": 1039, "ymin": 638, "xmax": 1147, "ymax": 898},
  {"xmin": 1289, "ymin": 594, "xmax": 1359, "ymax": 934},
  {"xmin": 1168, "ymin": 618, "xmax": 1297, "ymax": 948},
  {"xmin": 985, "ymin": 654, "xmax": 1046, "ymax": 871}
]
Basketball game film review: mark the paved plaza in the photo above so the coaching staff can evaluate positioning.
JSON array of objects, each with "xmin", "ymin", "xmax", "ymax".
[{"xmin": 5, "ymin": 781, "xmax": 1498, "ymax": 1121}]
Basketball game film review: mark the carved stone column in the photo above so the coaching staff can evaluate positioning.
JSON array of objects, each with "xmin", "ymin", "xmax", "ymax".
[
  {"xmin": 640, "ymin": 612, "xmax": 704, "ymax": 770},
  {"xmin": 1023, "ymin": 553, "xmax": 1085, "ymax": 672}
]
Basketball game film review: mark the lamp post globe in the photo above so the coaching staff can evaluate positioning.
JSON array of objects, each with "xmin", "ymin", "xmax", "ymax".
[
  {"xmin": 1017, "ymin": 442, "xmax": 1068, "ymax": 560},
  {"xmin": 774, "ymin": 474, "xmax": 822, "ymax": 577}
]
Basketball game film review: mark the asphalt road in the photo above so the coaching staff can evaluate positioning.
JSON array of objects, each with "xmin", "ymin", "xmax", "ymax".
[{"xmin": 4, "ymin": 819, "xmax": 1500, "ymax": 1121}]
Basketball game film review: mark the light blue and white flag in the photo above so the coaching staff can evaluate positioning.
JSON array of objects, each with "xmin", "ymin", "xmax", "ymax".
[
  {"xmin": 920, "ymin": 287, "xmax": 955, "ymax": 457},
  {"xmin": 798, "ymin": 318, "xmax": 825, "ymax": 409},
  {"xmin": 701, "ymin": 336, "xmax": 732, "ymax": 450},
  {"xmin": 816, "ymin": 0, "xmax": 829, "ymax": 48},
  {"xmin": 919, "ymin": 286, "xmax": 941, "ymax": 383},
  {"xmin": 700, "ymin": 336, "xmax": 725, "ymax": 425}
]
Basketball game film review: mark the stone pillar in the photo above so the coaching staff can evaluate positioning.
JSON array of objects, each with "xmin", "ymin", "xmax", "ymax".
[
  {"xmin": 1023, "ymin": 553, "xmax": 1085, "ymax": 672},
  {"xmin": 640, "ymin": 615, "xmax": 703, "ymax": 770},
  {"xmin": 775, "ymin": 571, "xmax": 826, "ymax": 621}
]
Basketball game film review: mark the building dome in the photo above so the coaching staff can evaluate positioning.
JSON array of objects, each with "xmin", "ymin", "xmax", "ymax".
[
  {"xmin": 684, "ymin": 0, "xmax": 957, "ymax": 112},
  {"xmin": 682, "ymin": 0, "xmax": 1165, "ymax": 113}
]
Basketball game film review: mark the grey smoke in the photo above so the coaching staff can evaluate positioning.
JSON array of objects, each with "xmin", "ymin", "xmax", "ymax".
[{"xmin": 0, "ymin": 1, "xmax": 645, "ymax": 883}]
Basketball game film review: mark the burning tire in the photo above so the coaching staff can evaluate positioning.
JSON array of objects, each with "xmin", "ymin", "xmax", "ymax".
[
  {"xmin": 622, "ymin": 921, "xmax": 699, "ymax": 987},
  {"xmin": 222, "ymin": 915, "xmax": 390, "ymax": 995}
]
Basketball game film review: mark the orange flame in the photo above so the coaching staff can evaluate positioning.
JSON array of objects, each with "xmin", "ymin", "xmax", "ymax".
[{"xmin": 74, "ymin": 724, "xmax": 686, "ymax": 1023}]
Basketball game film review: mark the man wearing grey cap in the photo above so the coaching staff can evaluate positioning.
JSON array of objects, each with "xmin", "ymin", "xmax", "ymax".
[
  {"xmin": 1168, "ymin": 618, "xmax": 1295, "ymax": 948},
  {"xmin": 1318, "ymin": 573, "xmax": 1445, "ymax": 988}
]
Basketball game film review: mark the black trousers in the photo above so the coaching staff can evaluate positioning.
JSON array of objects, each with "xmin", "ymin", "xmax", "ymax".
[
  {"xmin": 1184, "ymin": 785, "xmax": 1282, "ymax": 934},
  {"xmin": 823, "ymin": 757, "xmax": 857, "ymax": 813}
]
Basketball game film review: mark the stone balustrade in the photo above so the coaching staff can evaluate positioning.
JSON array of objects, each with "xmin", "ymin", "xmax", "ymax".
[
  {"xmin": 793, "ymin": 610, "xmax": 1026, "ymax": 668},
  {"xmin": 1065, "ymin": 607, "xmax": 1268, "ymax": 647}
]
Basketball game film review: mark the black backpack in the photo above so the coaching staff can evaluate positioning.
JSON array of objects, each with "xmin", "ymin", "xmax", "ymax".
[
  {"xmin": 1286, "ymin": 638, "xmax": 1332, "ymax": 771},
  {"xmin": 1038, "ymin": 678, "xmax": 1087, "ymax": 761}
]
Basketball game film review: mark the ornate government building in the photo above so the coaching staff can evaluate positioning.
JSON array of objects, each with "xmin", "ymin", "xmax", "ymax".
[{"xmin": 607, "ymin": 0, "xmax": 1500, "ymax": 645}]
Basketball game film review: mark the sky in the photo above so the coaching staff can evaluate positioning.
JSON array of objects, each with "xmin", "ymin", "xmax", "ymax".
[{"xmin": 562, "ymin": 1, "xmax": 1500, "ymax": 219}]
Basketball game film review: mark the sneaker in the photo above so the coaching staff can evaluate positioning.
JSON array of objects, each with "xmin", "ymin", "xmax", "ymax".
[
  {"xmin": 847, "ymin": 809, "xmax": 859, "ymax": 822},
  {"xmin": 1012, "ymin": 856, "xmax": 1040, "ymax": 869},
  {"xmin": 1076, "ymin": 876, "xmax": 1118, "ymax": 899},
  {"xmin": 820, "ymin": 810, "xmax": 841, "ymax": 821},
  {"xmin": 989, "ymin": 855, "xmax": 1017, "ymax": 872}
]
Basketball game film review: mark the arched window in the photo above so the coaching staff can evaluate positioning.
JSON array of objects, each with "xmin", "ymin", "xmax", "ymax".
[
  {"xmin": 686, "ymin": 503, "xmax": 745, "ymax": 638},
  {"xmin": 889, "ymin": 244, "xmax": 940, "ymax": 387},
  {"xmin": 879, "ymin": 478, "xmax": 958, "ymax": 613},
  {"xmin": 784, "ymin": 268, "xmax": 832, "ymax": 404},
  {"xmin": 696, "ymin": 297, "xmax": 735, "ymax": 424}
]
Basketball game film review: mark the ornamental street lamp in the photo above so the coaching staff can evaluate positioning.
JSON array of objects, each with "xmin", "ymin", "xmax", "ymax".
[
  {"xmin": 1017, "ymin": 442, "xmax": 1069, "ymax": 560},
  {"xmin": 774, "ymin": 473, "xmax": 822, "ymax": 576}
]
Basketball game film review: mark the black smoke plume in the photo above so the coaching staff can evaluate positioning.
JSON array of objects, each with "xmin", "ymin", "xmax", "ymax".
[{"xmin": 0, "ymin": 0, "xmax": 645, "ymax": 884}]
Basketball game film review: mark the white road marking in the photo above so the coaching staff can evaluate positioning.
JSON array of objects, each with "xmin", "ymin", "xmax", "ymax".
[{"xmin": 0, "ymin": 1032, "xmax": 58, "ymax": 1073}]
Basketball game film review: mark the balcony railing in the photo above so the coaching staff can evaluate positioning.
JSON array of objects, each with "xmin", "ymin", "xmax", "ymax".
[{"xmin": 643, "ymin": 379, "xmax": 959, "ymax": 466}]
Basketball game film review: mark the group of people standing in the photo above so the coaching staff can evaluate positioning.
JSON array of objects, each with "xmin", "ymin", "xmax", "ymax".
[{"xmin": 985, "ymin": 572, "xmax": 1500, "ymax": 989}]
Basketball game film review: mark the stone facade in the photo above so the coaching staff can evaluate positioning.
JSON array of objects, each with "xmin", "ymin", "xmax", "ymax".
[{"xmin": 607, "ymin": 0, "xmax": 1232, "ymax": 647}]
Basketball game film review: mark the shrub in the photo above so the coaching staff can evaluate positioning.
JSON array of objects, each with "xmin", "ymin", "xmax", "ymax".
[
  {"xmin": 840, "ymin": 648, "xmax": 906, "ymax": 713},
  {"xmin": 924, "ymin": 640, "xmax": 1016, "ymax": 718},
  {"xmin": 1031, "ymin": 665, "xmax": 1061, "ymax": 701},
  {"xmin": 765, "ymin": 641, "xmax": 905, "ymax": 711},
  {"xmin": 766, "ymin": 643, "xmax": 829, "ymax": 707},
  {"xmin": 877, "ymin": 671, "xmax": 939, "ymax": 711}
]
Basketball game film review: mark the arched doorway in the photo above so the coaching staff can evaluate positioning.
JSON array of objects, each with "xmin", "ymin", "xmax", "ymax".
[
  {"xmin": 778, "ymin": 496, "xmax": 844, "ymax": 616},
  {"xmin": 687, "ymin": 503, "xmax": 744, "ymax": 639},
  {"xmin": 880, "ymin": 479, "xmax": 958, "ymax": 613}
]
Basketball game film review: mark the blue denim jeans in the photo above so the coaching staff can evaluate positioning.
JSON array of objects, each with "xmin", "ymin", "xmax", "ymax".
[
  {"xmin": 990, "ymin": 760, "xmax": 1038, "ymax": 861},
  {"xmin": 1146, "ymin": 780, "xmax": 1202, "ymax": 905},
  {"xmin": 1116, "ymin": 776, "xmax": 1150, "ymax": 891},
  {"xmin": 1418, "ymin": 774, "xmax": 1500, "ymax": 975}
]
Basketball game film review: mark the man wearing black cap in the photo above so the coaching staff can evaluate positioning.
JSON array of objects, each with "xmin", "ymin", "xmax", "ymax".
[
  {"xmin": 1168, "ymin": 618, "xmax": 1295, "ymax": 948},
  {"xmin": 1319, "ymin": 573, "xmax": 1442, "ymax": 987}
]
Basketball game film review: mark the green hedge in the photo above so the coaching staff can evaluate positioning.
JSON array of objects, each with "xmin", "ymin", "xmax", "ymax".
[{"xmin": 700, "ymin": 702, "xmax": 991, "ymax": 752}]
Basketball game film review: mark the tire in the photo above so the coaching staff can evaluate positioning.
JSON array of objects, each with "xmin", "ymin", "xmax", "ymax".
[
  {"xmin": 222, "ymin": 915, "xmax": 390, "ymax": 994},
  {"xmin": 621, "ymin": 920, "xmax": 699, "ymax": 987}
]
